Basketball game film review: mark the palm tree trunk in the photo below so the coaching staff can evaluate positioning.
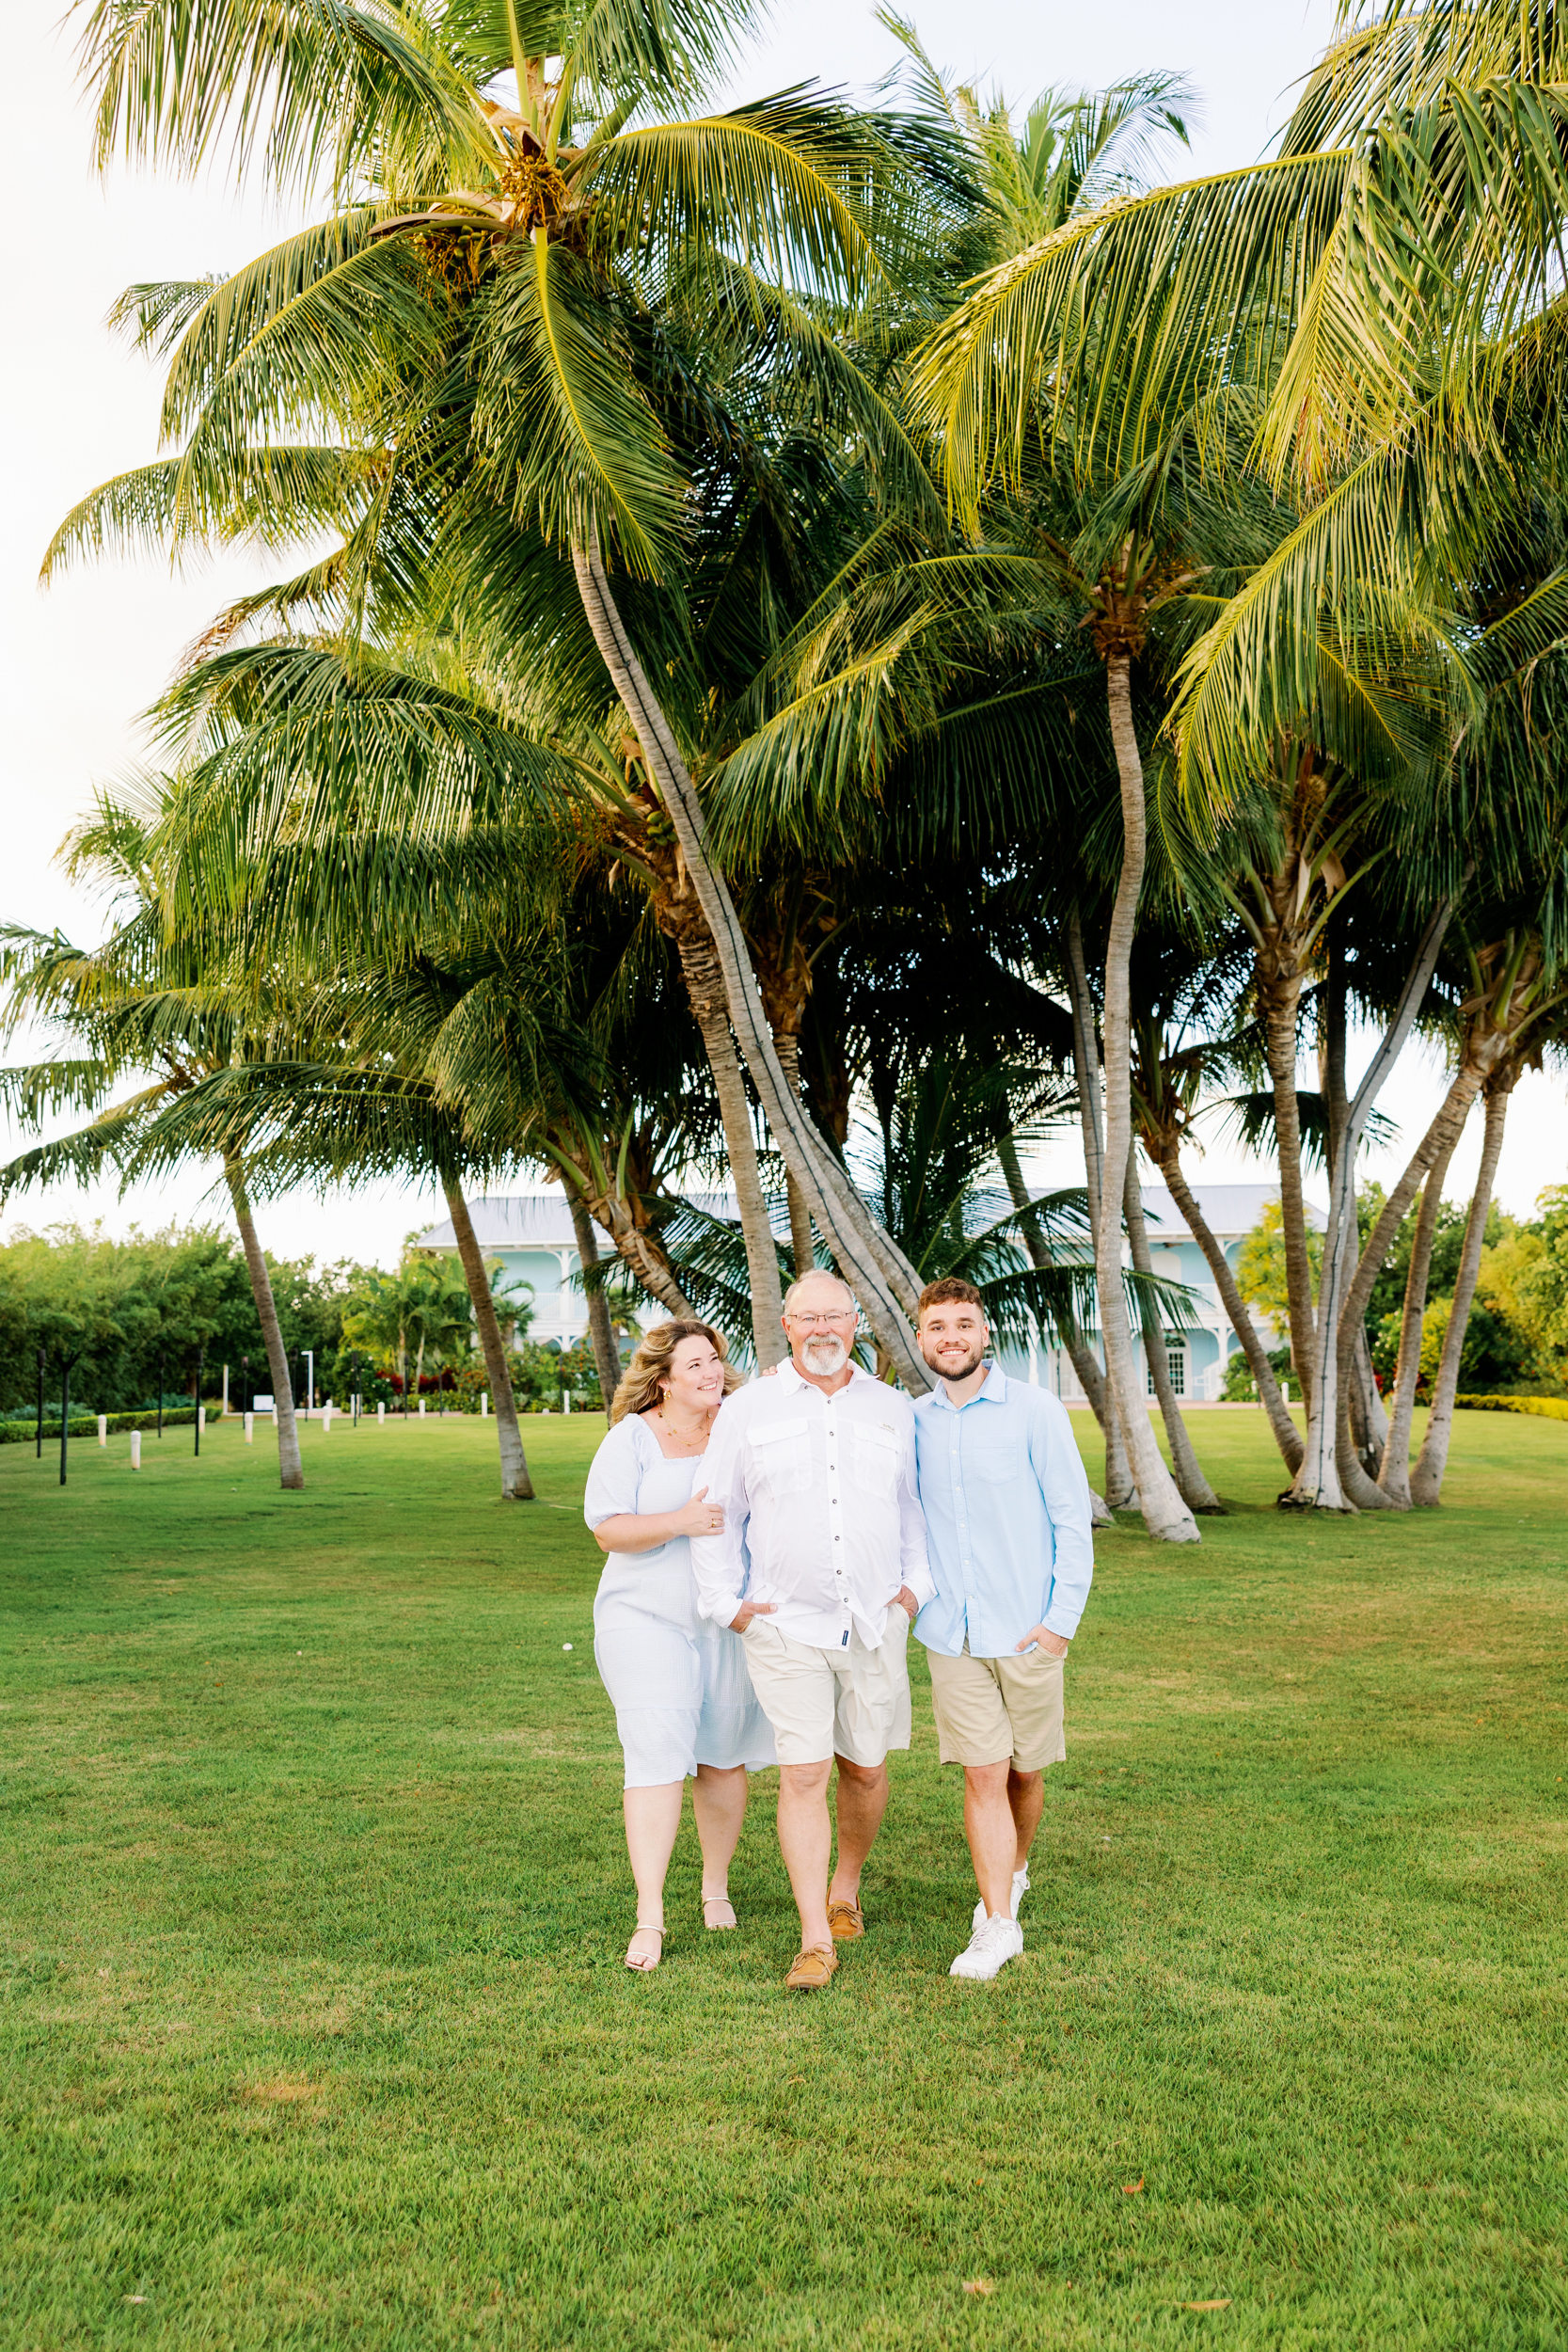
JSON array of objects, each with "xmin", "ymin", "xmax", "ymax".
[
  {"xmin": 571, "ymin": 543, "xmax": 932, "ymax": 1391},
  {"xmin": 1334, "ymin": 1047, "xmax": 1495, "ymax": 1508},
  {"xmin": 772, "ymin": 1029, "xmax": 818, "ymax": 1284},
  {"xmin": 1320, "ymin": 926, "xmax": 1351, "ymax": 1184},
  {"xmin": 1260, "ymin": 974, "xmax": 1318, "ymax": 1419},
  {"xmin": 1122, "ymin": 1158, "xmax": 1222, "ymax": 1513},
  {"xmin": 671, "ymin": 920, "xmax": 786, "ymax": 1366},
  {"xmin": 1375, "ymin": 1142, "xmax": 1459, "ymax": 1506},
  {"xmin": 222, "ymin": 1151, "xmax": 302, "ymax": 1490},
  {"xmin": 555, "ymin": 1146, "xmax": 694, "ymax": 1318},
  {"xmin": 1285, "ymin": 885, "xmax": 1465, "ymax": 1508},
  {"xmin": 567, "ymin": 1185, "xmax": 623, "ymax": 1416},
  {"xmin": 1063, "ymin": 914, "xmax": 1134, "ymax": 1508},
  {"xmin": 442, "ymin": 1177, "xmax": 534, "ymax": 1500},
  {"xmin": 1413, "ymin": 1072, "xmax": 1513, "ymax": 1506},
  {"xmin": 997, "ymin": 1131, "xmax": 1107, "ymax": 1422},
  {"xmin": 1097, "ymin": 653, "xmax": 1198, "ymax": 1543},
  {"xmin": 1154, "ymin": 1140, "xmax": 1303, "ymax": 1472},
  {"xmin": 1347, "ymin": 1320, "xmax": 1389, "ymax": 1470}
]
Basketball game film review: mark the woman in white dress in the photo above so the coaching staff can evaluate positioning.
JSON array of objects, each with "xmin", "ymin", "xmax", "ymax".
[{"xmin": 585, "ymin": 1318, "xmax": 774, "ymax": 1972}]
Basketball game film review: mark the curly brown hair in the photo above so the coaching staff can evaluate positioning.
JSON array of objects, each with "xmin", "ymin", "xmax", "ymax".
[{"xmin": 609, "ymin": 1318, "xmax": 746, "ymax": 1425}]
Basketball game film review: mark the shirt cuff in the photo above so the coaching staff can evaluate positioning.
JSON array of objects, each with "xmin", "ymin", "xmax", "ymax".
[
  {"xmin": 1043, "ymin": 1608, "xmax": 1080, "ymax": 1640},
  {"xmin": 702, "ymin": 1590, "xmax": 746, "ymax": 1629},
  {"xmin": 902, "ymin": 1560, "xmax": 937, "ymax": 1609}
]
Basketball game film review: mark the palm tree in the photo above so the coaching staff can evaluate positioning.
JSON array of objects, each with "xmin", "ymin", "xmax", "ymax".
[
  {"xmin": 65, "ymin": 0, "xmax": 945, "ymax": 1386},
  {"xmin": 0, "ymin": 786, "xmax": 308, "ymax": 1486}
]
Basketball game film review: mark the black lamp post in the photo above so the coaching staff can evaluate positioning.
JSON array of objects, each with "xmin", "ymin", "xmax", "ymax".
[
  {"xmin": 156, "ymin": 1349, "xmax": 165, "ymax": 1438},
  {"xmin": 36, "ymin": 1348, "xmax": 45, "ymax": 1459},
  {"xmin": 194, "ymin": 1350, "xmax": 205, "ymax": 1455},
  {"xmin": 59, "ymin": 1355, "xmax": 77, "ymax": 1486},
  {"xmin": 241, "ymin": 1354, "xmax": 250, "ymax": 1414}
]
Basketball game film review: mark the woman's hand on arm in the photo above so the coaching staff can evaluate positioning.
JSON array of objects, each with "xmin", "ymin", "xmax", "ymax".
[{"xmin": 592, "ymin": 1487, "xmax": 725, "ymax": 1554}]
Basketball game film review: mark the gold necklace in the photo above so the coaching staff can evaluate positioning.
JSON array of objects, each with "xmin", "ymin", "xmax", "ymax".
[{"xmin": 657, "ymin": 1403, "xmax": 709, "ymax": 1448}]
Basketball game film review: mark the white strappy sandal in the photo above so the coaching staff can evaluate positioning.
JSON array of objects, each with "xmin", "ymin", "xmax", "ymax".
[
  {"xmin": 702, "ymin": 1893, "xmax": 737, "ymax": 1931},
  {"xmin": 625, "ymin": 1924, "xmax": 665, "ymax": 1972}
]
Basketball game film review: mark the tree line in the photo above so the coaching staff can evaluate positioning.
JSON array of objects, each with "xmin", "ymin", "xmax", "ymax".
[{"xmin": 4, "ymin": 0, "xmax": 1566, "ymax": 1529}]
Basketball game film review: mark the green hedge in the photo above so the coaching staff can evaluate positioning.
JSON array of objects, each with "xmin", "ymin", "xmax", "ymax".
[
  {"xmin": 1455, "ymin": 1394, "xmax": 1568, "ymax": 1423},
  {"xmin": 0, "ymin": 1407, "xmax": 214, "ymax": 1446}
]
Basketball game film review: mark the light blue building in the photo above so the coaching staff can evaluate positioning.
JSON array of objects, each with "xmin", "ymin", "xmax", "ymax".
[
  {"xmin": 412, "ymin": 1191, "xmax": 733, "ymax": 1350},
  {"xmin": 1029, "ymin": 1183, "xmax": 1324, "ymax": 1404}
]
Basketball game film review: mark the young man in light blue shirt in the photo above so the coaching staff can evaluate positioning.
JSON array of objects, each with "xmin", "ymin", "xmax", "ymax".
[{"xmin": 912, "ymin": 1277, "xmax": 1096, "ymax": 1981}]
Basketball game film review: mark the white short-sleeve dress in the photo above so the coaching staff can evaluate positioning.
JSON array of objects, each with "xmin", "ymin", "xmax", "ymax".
[{"xmin": 584, "ymin": 1413, "xmax": 776, "ymax": 1789}]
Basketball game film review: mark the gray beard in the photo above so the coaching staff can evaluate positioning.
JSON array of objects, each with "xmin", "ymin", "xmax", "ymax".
[{"xmin": 800, "ymin": 1336, "xmax": 848, "ymax": 1375}]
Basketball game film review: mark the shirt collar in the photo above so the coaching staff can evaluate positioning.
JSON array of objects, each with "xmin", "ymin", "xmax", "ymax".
[
  {"xmin": 928, "ymin": 1361, "xmax": 1007, "ymax": 1412},
  {"xmin": 774, "ymin": 1355, "xmax": 875, "ymax": 1398}
]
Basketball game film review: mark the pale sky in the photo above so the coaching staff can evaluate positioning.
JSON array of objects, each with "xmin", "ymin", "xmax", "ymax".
[{"xmin": 4, "ymin": 0, "xmax": 1563, "ymax": 1265}]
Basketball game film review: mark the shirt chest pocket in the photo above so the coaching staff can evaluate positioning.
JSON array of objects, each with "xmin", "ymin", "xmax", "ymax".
[
  {"xmin": 851, "ymin": 1422, "xmax": 900, "ymax": 1498},
  {"xmin": 964, "ymin": 1437, "xmax": 1022, "ymax": 1484},
  {"xmin": 750, "ymin": 1418, "xmax": 812, "ymax": 1499}
]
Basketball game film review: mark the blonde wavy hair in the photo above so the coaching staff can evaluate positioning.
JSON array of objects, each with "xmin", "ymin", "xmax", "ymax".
[{"xmin": 609, "ymin": 1318, "xmax": 746, "ymax": 1425}]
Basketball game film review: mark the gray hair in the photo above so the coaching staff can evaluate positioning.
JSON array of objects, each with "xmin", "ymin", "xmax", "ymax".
[{"xmin": 782, "ymin": 1270, "xmax": 858, "ymax": 1318}]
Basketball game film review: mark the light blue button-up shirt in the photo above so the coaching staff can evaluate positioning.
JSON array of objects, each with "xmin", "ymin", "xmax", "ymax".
[{"xmin": 912, "ymin": 1366, "xmax": 1096, "ymax": 1658}]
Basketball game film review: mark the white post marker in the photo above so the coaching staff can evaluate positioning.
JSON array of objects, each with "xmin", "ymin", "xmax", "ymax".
[
  {"xmin": 244, "ymin": 1412, "xmax": 254, "ymax": 1444},
  {"xmin": 419, "ymin": 1398, "xmax": 426, "ymax": 1419},
  {"xmin": 323, "ymin": 1400, "xmax": 333, "ymax": 1434},
  {"xmin": 562, "ymin": 1389, "xmax": 571, "ymax": 1414},
  {"xmin": 130, "ymin": 1429, "xmax": 141, "ymax": 1470},
  {"xmin": 222, "ymin": 1362, "xmax": 230, "ymax": 1415},
  {"xmin": 377, "ymin": 1401, "xmax": 385, "ymax": 1426},
  {"xmin": 97, "ymin": 1414, "xmax": 108, "ymax": 1447},
  {"xmin": 481, "ymin": 1393, "xmax": 488, "ymax": 1417}
]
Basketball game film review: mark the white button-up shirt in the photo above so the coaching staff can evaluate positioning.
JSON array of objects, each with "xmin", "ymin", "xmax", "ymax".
[{"xmin": 691, "ymin": 1360, "xmax": 935, "ymax": 1650}]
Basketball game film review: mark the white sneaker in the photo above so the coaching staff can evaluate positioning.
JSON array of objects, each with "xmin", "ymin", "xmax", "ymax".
[
  {"xmin": 949, "ymin": 1915, "xmax": 1024, "ymax": 1980},
  {"xmin": 973, "ymin": 1866, "xmax": 1029, "ymax": 1933}
]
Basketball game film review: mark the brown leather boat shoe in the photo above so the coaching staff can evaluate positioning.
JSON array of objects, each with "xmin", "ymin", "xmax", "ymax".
[
  {"xmin": 827, "ymin": 1898, "xmax": 864, "ymax": 1940},
  {"xmin": 784, "ymin": 1944, "xmax": 840, "ymax": 1990}
]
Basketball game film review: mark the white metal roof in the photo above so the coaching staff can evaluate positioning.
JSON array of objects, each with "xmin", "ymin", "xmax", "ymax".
[
  {"xmin": 413, "ymin": 1190, "xmax": 738, "ymax": 1253},
  {"xmin": 1140, "ymin": 1183, "xmax": 1326, "ymax": 1239}
]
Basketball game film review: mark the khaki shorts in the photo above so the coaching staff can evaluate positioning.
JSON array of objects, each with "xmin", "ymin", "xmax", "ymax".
[
  {"xmin": 926, "ymin": 1640, "xmax": 1066, "ymax": 1772},
  {"xmin": 740, "ymin": 1609, "xmax": 912, "ymax": 1767}
]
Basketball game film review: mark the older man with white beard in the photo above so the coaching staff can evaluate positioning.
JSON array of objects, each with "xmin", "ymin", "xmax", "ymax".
[{"xmin": 691, "ymin": 1271, "xmax": 933, "ymax": 1989}]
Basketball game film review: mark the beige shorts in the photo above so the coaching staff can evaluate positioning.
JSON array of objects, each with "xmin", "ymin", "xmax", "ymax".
[
  {"xmin": 926, "ymin": 1640, "xmax": 1066, "ymax": 1772},
  {"xmin": 739, "ymin": 1609, "xmax": 912, "ymax": 1767}
]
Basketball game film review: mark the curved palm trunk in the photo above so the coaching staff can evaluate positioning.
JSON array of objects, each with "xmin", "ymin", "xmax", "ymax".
[
  {"xmin": 1376, "ymin": 1138, "xmax": 1460, "ymax": 1506},
  {"xmin": 1123, "ymin": 1159, "xmax": 1222, "ymax": 1513},
  {"xmin": 772, "ymin": 1030, "xmax": 819, "ymax": 1283},
  {"xmin": 1259, "ymin": 977, "xmax": 1318, "ymax": 1418},
  {"xmin": 1334, "ymin": 1043, "xmax": 1496, "ymax": 1508},
  {"xmin": 222, "ymin": 1152, "xmax": 302, "ymax": 1490},
  {"xmin": 1154, "ymin": 1141, "xmax": 1304, "ymax": 1472},
  {"xmin": 567, "ymin": 1184, "xmax": 623, "ymax": 1416},
  {"xmin": 571, "ymin": 544, "xmax": 932, "ymax": 1391},
  {"xmin": 672, "ymin": 922, "xmax": 785, "ymax": 1366},
  {"xmin": 1064, "ymin": 913, "xmax": 1134, "ymax": 1508},
  {"xmin": 442, "ymin": 1178, "xmax": 534, "ymax": 1500},
  {"xmin": 1285, "ymin": 892, "xmax": 1460, "ymax": 1510},
  {"xmin": 1413, "ymin": 1073, "xmax": 1513, "ymax": 1506},
  {"xmin": 1097, "ymin": 654, "xmax": 1198, "ymax": 1543},
  {"xmin": 561, "ymin": 1156, "xmax": 693, "ymax": 1318},
  {"xmin": 998, "ymin": 1131, "xmax": 1107, "ymax": 1423}
]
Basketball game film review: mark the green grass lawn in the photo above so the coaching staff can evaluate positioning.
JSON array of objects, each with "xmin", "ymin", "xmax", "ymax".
[{"xmin": 2, "ymin": 1404, "xmax": 1565, "ymax": 2351}]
